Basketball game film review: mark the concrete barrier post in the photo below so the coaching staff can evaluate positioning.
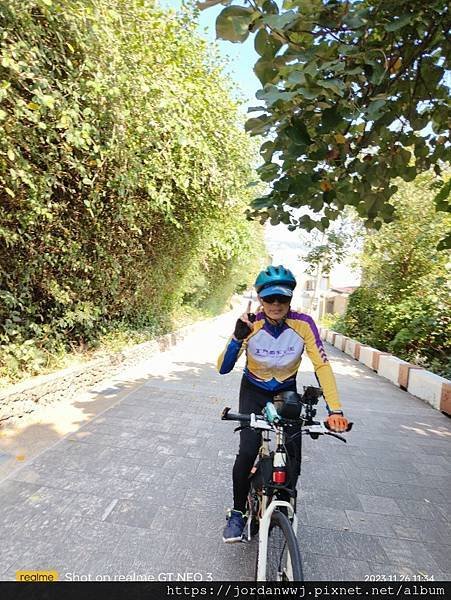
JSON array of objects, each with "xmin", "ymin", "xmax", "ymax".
[
  {"xmin": 398, "ymin": 364, "xmax": 424, "ymax": 390},
  {"xmin": 372, "ymin": 351, "xmax": 391, "ymax": 371},
  {"xmin": 378, "ymin": 356, "xmax": 409, "ymax": 386},
  {"xmin": 359, "ymin": 346, "xmax": 379, "ymax": 369},
  {"xmin": 407, "ymin": 370, "xmax": 450, "ymax": 411},
  {"xmin": 345, "ymin": 339, "xmax": 363, "ymax": 359},
  {"xmin": 355, "ymin": 342, "xmax": 364, "ymax": 360},
  {"xmin": 344, "ymin": 338, "xmax": 355, "ymax": 357},
  {"xmin": 334, "ymin": 334, "xmax": 349, "ymax": 351},
  {"xmin": 340, "ymin": 336, "xmax": 350, "ymax": 351},
  {"xmin": 334, "ymin": 334, "xmax": 344, "ymax": 350},
  {"xmin": 326, "ymin": 330, "xmax": 337, "ymax": 345},
  {"xmin": 441, "ymin": 383, "xmax": 451, "ymax": 415}
]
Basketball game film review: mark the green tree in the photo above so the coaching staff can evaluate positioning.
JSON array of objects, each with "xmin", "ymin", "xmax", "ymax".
[
  {"xmin": 303, "ymin": 230, "xmax": 349, "ymax": 276},
  {"xmin": 0, "ymin": 0, "xmax": 265, "ymax": 383},
  {"xmin": 202, "ymin": 0, "xmax": 451, "ymax": 234},
  {"xmin": 360, "ymin": 174, "xmax": 449, "ymax": 294},
  {"xmin": 338, "ymin": 172, "xmax": 451, "ymax": 376}
]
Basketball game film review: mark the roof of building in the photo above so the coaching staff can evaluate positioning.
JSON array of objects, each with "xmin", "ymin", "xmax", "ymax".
[{"xmin": 330, "ymin": 286, "xmax": 359, "ymax": 295}]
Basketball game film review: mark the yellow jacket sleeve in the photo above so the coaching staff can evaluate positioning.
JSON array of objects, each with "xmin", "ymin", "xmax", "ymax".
[{"xmin": 301, "ymin": 318, "xmax": 341, "ymax": 412}]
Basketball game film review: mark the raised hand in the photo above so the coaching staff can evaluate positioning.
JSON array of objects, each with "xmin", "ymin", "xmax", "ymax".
[{"xmin": 233, "ymin": 300, "xmax": 256, "ymax": 341}]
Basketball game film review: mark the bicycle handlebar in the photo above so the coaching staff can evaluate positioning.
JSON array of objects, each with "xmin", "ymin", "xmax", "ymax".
[
  {"xmin": 221, "ymin": 407, "xmax": 251, "ymax": 422},
  {"xmin": 221, "ymin": 406, "xmax": 353, "ymax": 442}
]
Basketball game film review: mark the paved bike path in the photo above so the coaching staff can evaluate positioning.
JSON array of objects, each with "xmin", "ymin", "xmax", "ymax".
[{"xmin": 1, "ymin": 311, "xmax": 450, "ymax": 581}]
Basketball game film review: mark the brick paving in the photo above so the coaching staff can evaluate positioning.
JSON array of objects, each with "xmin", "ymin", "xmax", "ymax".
[{"xmin": 0, "ymin": 311, "xmax": 450, "ymax": 581}]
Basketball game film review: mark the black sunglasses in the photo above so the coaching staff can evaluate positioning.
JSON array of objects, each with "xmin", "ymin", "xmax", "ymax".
[{"xmin": 262, "ymin": 295, "xmax": 291, "ymax": 304}]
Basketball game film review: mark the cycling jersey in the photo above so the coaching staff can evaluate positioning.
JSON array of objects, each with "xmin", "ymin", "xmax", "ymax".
[{"xmin": 217, "ymin": 309, "xmax": 341, "ymax": 413}]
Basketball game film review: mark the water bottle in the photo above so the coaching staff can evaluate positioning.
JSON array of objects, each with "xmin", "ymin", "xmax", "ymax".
[{"xmin": 264, "ymin": 402, "xmax": 280, "ymax": 424}]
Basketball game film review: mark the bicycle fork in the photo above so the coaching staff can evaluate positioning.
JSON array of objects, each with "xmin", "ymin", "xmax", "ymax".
[{"xmin": 257, "ymin": 499, "xmax": 298, "ymax": 581}]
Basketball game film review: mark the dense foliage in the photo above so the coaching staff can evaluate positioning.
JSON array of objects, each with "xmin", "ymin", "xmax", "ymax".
[
  {"xmin": 0, "ymin": 0, "xmax": 266, "ymax": 383},
  {"xmin": 202, "ymin": 0, "xmax": 450, "ymax": 234},
  {"xmin": 331, "ymin": 173, "xmax": 451, "ymax": 377}
]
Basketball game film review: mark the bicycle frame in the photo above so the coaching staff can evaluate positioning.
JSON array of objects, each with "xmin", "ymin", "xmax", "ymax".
[{"xmin": 245, "ymin": 414, "xmax": 299, "ymax": 581}]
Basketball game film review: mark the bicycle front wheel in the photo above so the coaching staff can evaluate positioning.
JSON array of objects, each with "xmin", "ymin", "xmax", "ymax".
[{"xmin": 265, "ymin": 510, "xmax": 303, "ymax": 581}]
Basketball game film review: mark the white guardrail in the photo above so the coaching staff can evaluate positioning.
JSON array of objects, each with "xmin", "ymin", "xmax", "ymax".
[{"xmin": 320, "ymin": 328, "xmax": 450, "ymax": 415}]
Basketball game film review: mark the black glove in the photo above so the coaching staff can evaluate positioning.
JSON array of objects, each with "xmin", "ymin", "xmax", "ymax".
[{"xmin": 233, "ymin": 313, "xmax": 255, "ymax": 341}]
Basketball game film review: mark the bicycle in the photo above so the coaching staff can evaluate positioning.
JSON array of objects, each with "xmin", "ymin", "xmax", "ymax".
[{"xmin": 221, "ymin": 386, "xmax": 353, "ymax": 581}]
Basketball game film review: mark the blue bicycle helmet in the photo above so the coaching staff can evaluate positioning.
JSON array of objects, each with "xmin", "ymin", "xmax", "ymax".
[{"xmin": 254, "ymin": 265, "xmax": 297, "ymax": 298}]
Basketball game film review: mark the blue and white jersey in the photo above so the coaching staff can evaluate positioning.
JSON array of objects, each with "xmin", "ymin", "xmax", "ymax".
[{"xmin": 217, "ymin": 309, "xmax": 341, "ymax": 412}]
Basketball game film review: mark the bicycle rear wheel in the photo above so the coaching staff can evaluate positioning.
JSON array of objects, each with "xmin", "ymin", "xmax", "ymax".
[{"xmin": 265, "ymin": 510, "xmax": 303, "ymax": 581}]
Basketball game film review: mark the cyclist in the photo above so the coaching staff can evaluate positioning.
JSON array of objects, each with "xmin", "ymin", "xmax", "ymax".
[{"xmin": 217, "ymin": 265, "xmax": 349, "ymax": 542}]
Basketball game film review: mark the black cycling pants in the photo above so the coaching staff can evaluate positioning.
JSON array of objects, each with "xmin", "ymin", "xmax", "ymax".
[{"xmin": 232, "ymin": 376, "xmax": 302, "ymax": 513}]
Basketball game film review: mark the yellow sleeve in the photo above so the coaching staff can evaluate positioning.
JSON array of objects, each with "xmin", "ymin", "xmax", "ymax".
[{"xmin": 302, "ymin": 319, "xmax": 341, "ymax": 412}]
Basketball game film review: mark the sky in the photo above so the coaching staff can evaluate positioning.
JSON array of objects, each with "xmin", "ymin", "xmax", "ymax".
[{"xmin": 157, "ymin": 1, "xmax": 361, "ymax": 287}]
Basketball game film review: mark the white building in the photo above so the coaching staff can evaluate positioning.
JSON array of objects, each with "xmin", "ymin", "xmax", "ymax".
[{"xmin": 264, "ymin": 223, "xmax": 361, "ymax": 319}]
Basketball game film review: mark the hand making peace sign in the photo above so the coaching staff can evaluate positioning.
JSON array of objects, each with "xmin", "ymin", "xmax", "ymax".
[{"xmin": 233, "ymin": 300, "xmax": 256, "ymax": 341}]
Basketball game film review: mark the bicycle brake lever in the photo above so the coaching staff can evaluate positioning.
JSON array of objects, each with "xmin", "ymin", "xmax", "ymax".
[
  {"xmin": 325, "ymin": 431, "xmax": 347, "ymax": 443},
  {"xmin": 234, "ymin": 425, "xmax": 249, "ymax": 433}
]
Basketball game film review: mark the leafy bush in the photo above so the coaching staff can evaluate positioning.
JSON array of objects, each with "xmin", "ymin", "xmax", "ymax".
[
  {"xmin": 0, "ymin": 0, "xmax": 265, "ymax": 384},
  {"xmin": 342, "ymin": 284, "xmax": 451, "ymax": 378},
  {"xmin": 319, "ymin": 313, "xmax": 344, "ymax": 332},
  {"xmin": 387, "ymin": 284, "xmax": 450, "ymax": 377}
]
